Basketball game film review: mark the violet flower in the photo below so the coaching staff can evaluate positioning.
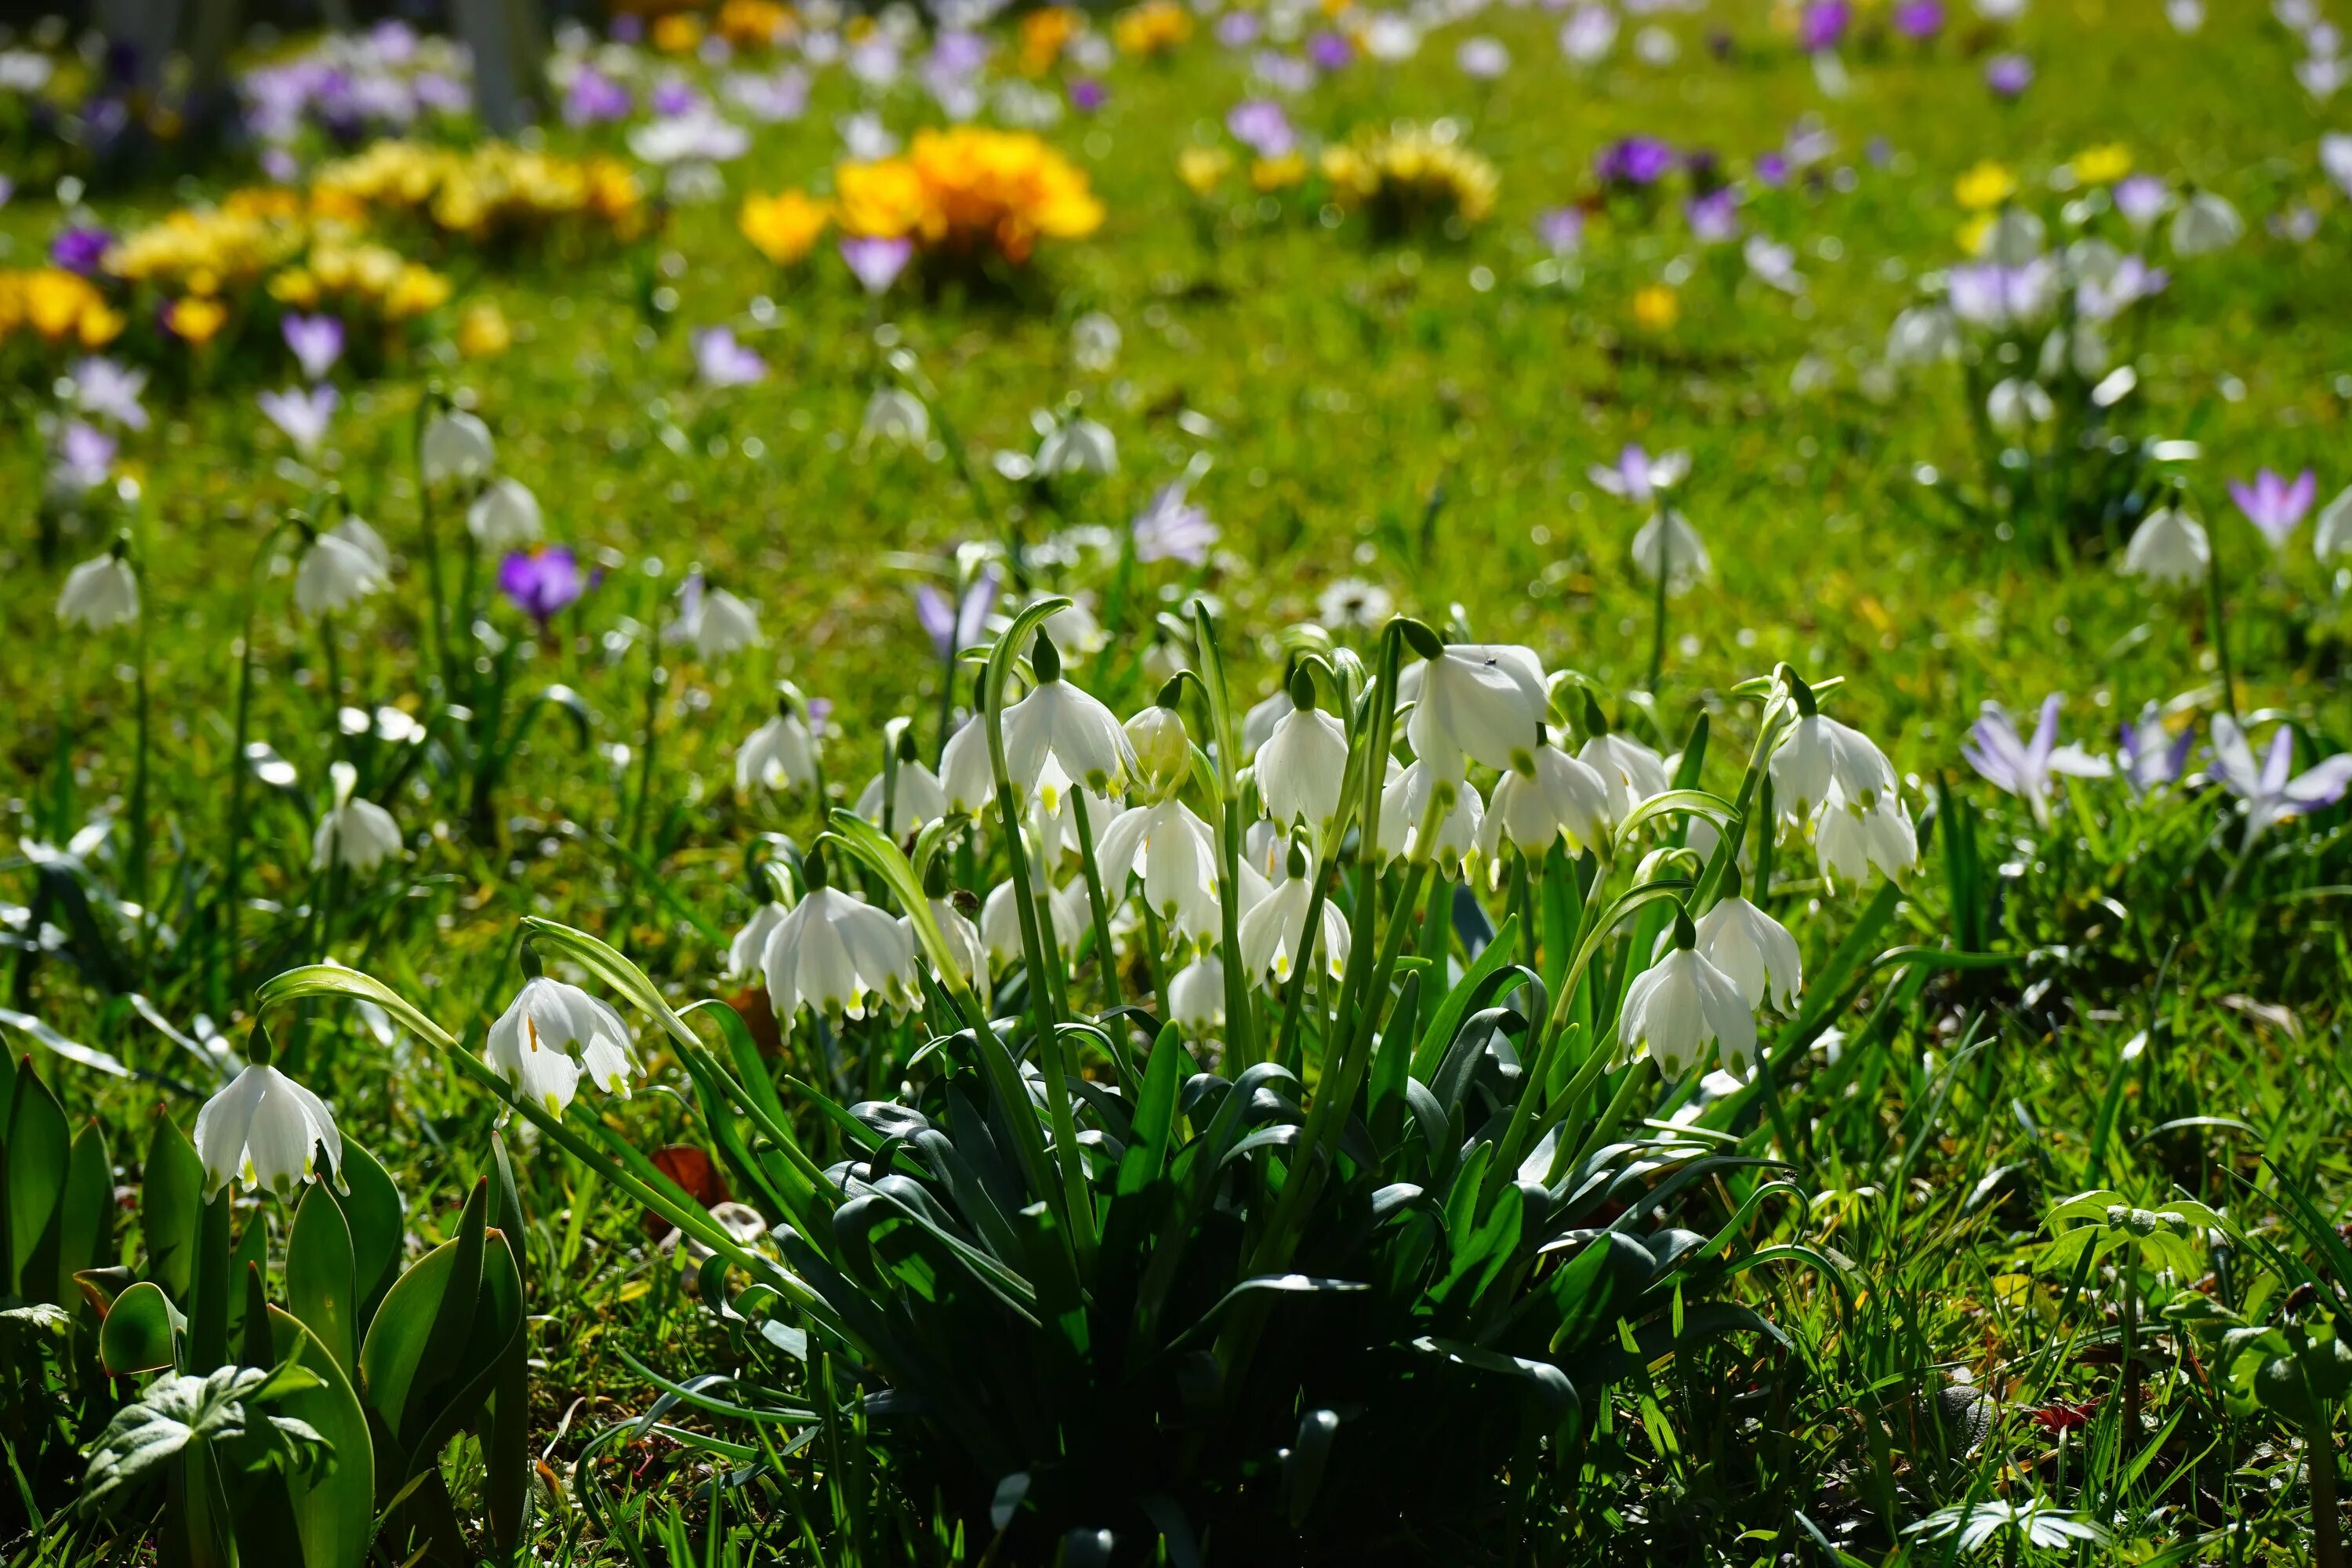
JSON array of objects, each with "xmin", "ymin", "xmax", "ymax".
[
  {"xmin": 1686, "ymin": 187, "xmax": 1741, "ymax": 244},
  {"xmin": 1069, "ymin": 78, "xmax": 1107, "ymax": 113},
  {"xmin": 840, "ymin": 236, "xmax": 914, "ymax": 296},
  {"xmin": 498, "ymin": 546, "xmax": 586, "ymax": 625},
  {"xmin": 53, "ymin": 421, "xmax": 116, "ymax": 492},
  {"xmin": 2228, "ymin": 467, "xmax": 2317, "ymax": 548},
  {"xmin": 258, "ymin": 384, "xmax": 340, "ymax": 455},
  {"xmin": 51, "ymin": 226, "xmax": 113, "ymax": 276},
  {"xmin": 1597, "ymin": 136, "xmax": 1678, "ymax": 187},
  {"xmin": 1893, "ymin": 0, "xmax": 1946, "ymax": 38},
  {"xmin": 1588, "ymin": 444, "xmax": 1690, "ymax": 507},
  {"xmin": 71, "ymin": 358, "xmax": 149, "ymax": 431},
  {"xmin": 1227, "ymin": 99, "xmax": 1296, "ymax": 159},
  {"xmin": 1798, "ymin": 0, "xmax": 1851, "ymax": 53},
  {"xmin": 564, "ymin": 66, "xmax": 633, "ymax": 125},
  {"xmin": 1307, "ymin": 31, "xmax": 1353, "ymax": 70},
  {"xmin": 1132, "ymin": 481, "xmax": 1218, "ymax": 565},
  {"xmin": 282, "ymin": 313, "xmax": 346, "ymax": 381},
  {"xmin": 1537, "ymin": 206, "xmax": 1585, "ymax": 256},
  {"xmin": 2113, "ymin": 173, "xmax": 2169, "ymax": 229},
  {"xmin": 2207, "ymin": 714, "xmax": 2352, "ymax": 848},
  {"xmin": 2118, "ymin": 702, "xmax": 2193, "ymax": 797},
  {"xmin": 693, "ymin": 326, "xmax": 768, "ymax": 388},
  {"xmin": 1984, "ymin": 54, "xmax": 2034, "ymax": 97},
  {"xmin": 915, "ymin": 567, "xmax": 1001, "ymax": 660},
  {"xmin": 1962, "ymin": 695, "xmax": 2111, "ymax": 827},
  {"xmin": 1216, "ymin": 11, "xmax": 1261, "ymax": 47}
]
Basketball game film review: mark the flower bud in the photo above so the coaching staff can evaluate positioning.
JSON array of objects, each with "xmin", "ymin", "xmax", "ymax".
[{"xmin": 1126, "ymin": 703, "xmax": 1192, "ymax": 797}]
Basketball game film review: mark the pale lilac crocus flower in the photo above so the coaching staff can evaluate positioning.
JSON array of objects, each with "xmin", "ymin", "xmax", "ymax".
[
  {"xmin": 1686, "ymin": 187, "xmax": 1740, "ymax": 243},
  {"xmin": 2206, "ymin": 713, "xmax": 2352, "ymax": 848},
  {"xmin": 1962, "ymin": 695, "xmax": 2112, "ymax": 827},
  {"xmin": 2118, "ymin": 702, "xmax": 2194, "ymax": 797},
  {"xmin": 915, "ymin": 566, "xmax": 1001, "ymax": 659},
  {"xmin": 71, "ymin": 358, "xmax": 149, "ymax": 430},
  {"xmin": 1226, "ymin": 99, "xmax": 1296, "ymax": 159},
  {"xmin": 281, "ymin": 313, "xmax": 345, "ymax": 380},
  {"xmin": 840, "ymin": 235, "xmax": 914, "ymax": 296},
  {"xmin": 2228, "ymin": 468, "xmax": 2316, "ymax": 548},
  {"xmin": 694, "ymin": 326, "xmax": 768, "ymax": 387},
  {"xmin": 2113, "ymin": 174, "xmax": 2169, "ymax": 229},
  {"xmin": 1132, "ymin": 481, "xmax": 1218, "ymax": 565},
  {"xmin": 1588, "ymin": 444, "xmax": 1690, "ymax": 506},
  {"xmin": 1537, "ymin": 207, "xmax": 1585, "ymax": 256},
  {"xmin": 1985, "ymin": 54, "xmax": 2033, "ymax": 97},
  {"xmin": 53, "ymin": 421, "xmax": 116, "ymax": 492},
  {"xmin": 258, "ymin": 385, "xmax": 339, "ymax": 454}
]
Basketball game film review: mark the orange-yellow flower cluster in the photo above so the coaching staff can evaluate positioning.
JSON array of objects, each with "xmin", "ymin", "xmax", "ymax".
[
  {"xmin": 312, "ymin": 140, "xmax": 646, "ymax": 243},
  {"xmin": 103, "ymin": 199, "xmax": 307, "ymax": 296},
  {"xmin": 0, "ymin": 269, "xmax": 125, "ymax": 350},
  {"xmin": 1018, "ymin": 7, "xmax": 1080, "ymax": 74},
  {"xmin": 834, "ymin": 127, "xmax": 1104, "ymax": 265},
  {"xmin": 740, "ymin": 188, "xmax": 833, "ymax": 265},
  {"xmin": 1322, "ymin": 124, "xmax": 1499, "ymax": 234},
  {"xmin": 270, "ymin": 238, "xmax": 452, "ymax": 320},
  {"xmin": 716, "ymin": 0, "xmax": 795, "ymax": 47},
  {"xmin": 1112, "ymin": 0, "xmax": 1193, "ymax": 56}
]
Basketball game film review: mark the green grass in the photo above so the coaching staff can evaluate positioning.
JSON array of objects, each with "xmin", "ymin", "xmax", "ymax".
[{"xmin": 4, "ymin": 0, "xmax": 2352, "ymax": 1561}]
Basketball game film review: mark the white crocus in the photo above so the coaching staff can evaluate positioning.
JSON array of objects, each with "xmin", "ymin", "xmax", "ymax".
[
  {"xmin": 1621, "ymin": 916, "xmax": 1758, "ymax": 1078},
  {"xmin": 1476, "ymin": 744, "xmax": 1613, "ymax": 872},
  {"xmin": 1000, "ymin": 638, "xmax": 1136, "ymax": 801},
  {"xmin": 295, "ymin": 530, "xmax": 388, "ymax": 615},
  {"xmin": 1405, "ymin": 641, "xmax": 1548, "ymax": 778},
  {"xmin": 466, "ymin": 476, "xmax": 543, "ymax": 551},
  {"xmin": 1631, "ymin": 510, "xmax": 1710, "ymax": 594},
  {"xmin": 1257, "ymin": 697, "xmax": 1350, "ymax": 834},
  {"xmin": 1769, "ymin": 703, "xmax": 1896, "ymax": 823},
  {"xmin": 194, "ymin": 1062, "xmax": 344, "ymax": 1200},
  {"xmin": 1168, "ymin": 953, "xmax": 1226, "ymax": 1035},
  {"xmin": 1097, "ymin": 798, "xmax": 1223, "ymax": 941},
  {"xmin": 2169, "ymin": 190, "xmax": 2243, "ymax": 256},
  {"xmin": 1579, "ymin": 731, "xmax": 1673, "ymax": 819},
  {"xmin": 311, "ymin": 760, "xmax": 401, "ymax": 871},
  {"xmin": 485, "ymin": 971, "xmax": 641, "ymax": 1118},
  {"xmin": 981, "ymin": 877, "xmax": 1091, "ymax": 973},
  {"xmin": 761, "ymin": 862, "xmax": 920, "ymax": 1033},
  {"xmin": 1237, "ymin": 867, "xmax": 1349, "ymax": 985},
  {"xmin": 737, "ymin": 701, "xmax": 818, "ymax": 793},
  {"xmin": 728, "ymin": 900, "xmax": 788, "ymax": 979},
  {"xmin": 857, "ymin": 761, "xmax": 947, "ymax": 830},
  {"xmin": 421, "ymin": 408, "xmax": 495, "ymax": 485},
  {"xmin": 1815, "ymin": 783, "xmax": 1919, "ymax": 884},
  {"xmin": 2122, "ymin": 507, "xmax": 2210, "ymax": 587},
  {"xmin": 1693, "ymin": 875, "xmax": 1802, "ymax": 1013},
  {"xmin": 1377, "ymin": 758, "xmax": 1484, "ymax": 876},
  {"xmin": 56, "ymin": 551, "xmax": 140, "ymax": 630}
]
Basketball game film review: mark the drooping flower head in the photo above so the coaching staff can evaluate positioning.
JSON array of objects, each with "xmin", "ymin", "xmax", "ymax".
[{"xmin": 194, "ymin": 1052, "xmax": 345, "ymax": 1200}]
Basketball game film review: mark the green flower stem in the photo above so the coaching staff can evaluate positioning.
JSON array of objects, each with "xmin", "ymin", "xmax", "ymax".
[
  {"xmin": 131, "ymin": 590, "xmax": 154, "ymax": 985},
  {"xmin": 213, "ymin": 519, "xmax": 298, "ymax": 1015},
  {"xmin": 1219, "ymin": 793, "xmax": 1256, "ymax": 1063},
  {"xmin": 1071, "ymin": 792, "xmax": 1123, "ymax": 1019},
  {"xmin": 2205, "ymin": 523, "xmax": 2238, "ymax": 724},
  {"xmin": 1646, "ymin": 512, "xmax": 1671, "ymax": 695},
  {"xmin": 411, "ymin": 398, "xmax": 452, "ymax": 697},
  {"xmin": 1270, "ymin": 855, "xmax": 1336, "ymax": 1075}
]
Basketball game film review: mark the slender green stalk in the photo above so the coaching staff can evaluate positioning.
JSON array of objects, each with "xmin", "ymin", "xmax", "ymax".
[
  {"xmin": 1071, "ymin": 793, "xmax": 1123, "ymax": 1018},
  {"xmin": 1646, "ymin": 509, "xmax": 1672, "ymax": 695},
  {"xmin": 1270, "ymin": 856, "xmax": 1336, "ymax": 1074},
  {"xmin": 2205, "ymin": 521, "xmax": 2238, "ymax": 724}
]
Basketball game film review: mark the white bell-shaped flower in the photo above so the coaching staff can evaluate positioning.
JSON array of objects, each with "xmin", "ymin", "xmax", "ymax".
[
  {"xmin": 760, "ymin": 855, "xmax": 919, "ymax": 1034},
  {"xmin": 1579, "ymin": 730, "xmax": 1673, "ymax": 819},
  {"xmin": 1237, "ymin": 850, "xmax": 1348, "ymax": 985},
  {"xmin": 1769, "ymin": 698, "xmax": 1896, "ymax": 823},
  {"xmin": 466, "ymin": 476, "xmax": 544, "ymax": 552},
  {"xmin": 939, "ymin": 715, "xmax": 997, "ymax": 816},
  {"xmin": 728, "ymin": 900, "xmax": 787, "ymax": 979},
  {"xmin": 862, "ymin": 387, "xmax": 930, "ymax": 446},
  {"xmin": 2169, "ymin": 190, "xmax": 2242, "ymax": 256},
  {"xmin": 1000, "ymin": 635, "xmax": 1135, "ymax": 800},
  {"xmin": 486, "ymin": 967, "xmax": 641, "ymax": 1116},
  {"xmin": 2121, "ymin": 507, "xmax": 2209, "ymax": 588},
  {"xmin": 1621, "ymin": 913, "xmax": 1757, "ymax": 1079},
  {"xmin": 1403, "ymin": 641, "xmax": 1547, "ymax": 778},
  {"xmin": 56, "ymin": 550, "xmax": 140, "ymax": 630},
  {"xmin": 1168, "ymin": 952, "xmax": 1226, "ymax": 1035},
  {"xmin": 904, "ymin": 894, "xmax": 987, "ymax": 997},
  {"xmin": 1377, "ymin": 757, "xmax": 1484, "ymax": 876},
  {"xmin": 328, "ymin": 514, "xmax": 393, "ymax": 575},
  {"xmin": 1036, "ymin": 416, "xmax": 1118, "ymax": 476},
  {"xmin": 672, "ymin": 577, "xmax": 764, "ymax": 657},
  {"xmin": 311, "ymin": 760, "xmax": 401, "ymax": 871},
  {"xmin": 421, "ymin": 408, "xmax": 495, "ymax": 485},
  {"xmin": 857, "ymin": 761, "xmax": 947, "ymax": 830},
  {"xmin": 981, "ymin": 877, "xmax": 1091, "ymax": 973},
  {"xmin": 2314, "ymin": 485, "xmax": 2352, "ymax": 563},
  {"xmin": 1242, "ymin": 687, "xmax": 1295, "ymax": 757},
  {"xmin": 295, "ymin": 530, "xmax": 388, "ymax": 616},
  {"xmin": 1096, "ymin": 798, "xmax": 1223, "ymax": 942},
  {"xmin": 1026, "ymin": 768, "xmax": 1119, "ymax": 866},
  {"xmin": 1692, "ymin": 871, "xmax": 1802, "ymax": 1013},
  {"xmin": 1631, "ymin": 510, "xmax": 1710, "ymax": 594},
  {"xmin": 194, "ymin": 1059, "xmax": 344, "ymax": 1200},
  {"xmin": 1815, "ymin": 782, "xmax": 1918, "ymax": 884},
  {"xmin": 1476, "ymin": 744, "xmax": 1613, "ymax": 873},
  {"xmin": 737, "ymin": 697, "xmax": 818, "ymax": 793},
  {"xmin": 1257, "ymin": 688, "xmax": 1350, "ymax": 835}
]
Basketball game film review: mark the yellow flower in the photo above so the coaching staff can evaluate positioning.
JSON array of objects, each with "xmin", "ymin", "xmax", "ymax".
[
  {"xmin": 78, "ymin": 304, "xmax": 125, "ymax": 348},
  {"xmin": 1955, "ymin": 160, "xmax": 2016, "ymax": 211},
  {"xmin": 835, "ymin": 128, "xmax": 1104, "ymax": 264},
  {"xmin": 652, "ymin": 11, "xmax": 705, "ymax": 52},
  {"xmin": 2071, "ymin": 143, "xmax": 2132, "ymax": 185},
  {"xmin": 1250, "ymin": 154, "xmax": 1307, "ymax": 193},
  {"xmin": 1113, "ymin": 0, "xmax": 1192, "ymax": 56},
  {"xmin": 25, "ymin": 270, "xmax": 107, "ymax": 340},
  {"xmin": 741, "ymin": 189, "xmax": 832, "ymax": 263},
  {"xmin": 1957, "ymin": 212, "xmax": 1994, "ymax": 255},
  {"xmin": 166, "ymin": 296, "xmax": 229, "ymax": 346},
  {"xmin": 717, "ymin": 0, "xmax": 792, "ymax": 46},
  {"xmin": 1178, "ymin": 146, "xmax": 1232, "ymax": 196},
  {"xmin": 1632, "ymin": 284, "xmax": 1679, "ymax": 332},
  {"xmin": 1321, "ymin": 125, "xmax": 1497, "ymax": 231},
  {"xmin": 270, "ymin": 269, "xmax": 322, "ymax": 307},
  {"xmin": 457, "ymin": 299, "xmax": 511, "ymax": 357},
  {"xmin": 1019, "ymin": 7, "xmax": 1080, "ymax": 74},
  {"xmin": 386, "ymin": 264, "xmax": 452, "ymax": 318}
]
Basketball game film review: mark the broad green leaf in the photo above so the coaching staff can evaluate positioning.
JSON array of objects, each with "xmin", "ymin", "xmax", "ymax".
[
  {"xmin": 267, "ymin": 1305, "xmax": 376, "ymax": 1568},
  {"xmin": 142, "ymin": 1109, "xmax": 207, "ymax": 1303},
  {"xmin": 82, "ymin": 1364, "xmax": 329, "ymax": 1508},
  {"xmin": 100, "ymin": 1279, "xmax": 185, "ymax": 1375},
  {"xmin": 6, "ymin": 1058, "xmax": 71, "ymax": 1299},
  {"xmin": 331, "ymin": 1138, "xmax": 405, "ymax": 1329},
  {"xmin": 58, "ymin": 1118, "xmax": 114, "ymax": 1300},
  {"xmin": 287, "ymin": 1184, "xmax": 358, "ymax": 1377},
  {"xmin": 361, "ymin": 1240, "xmax": 460, "ymax": 1446}
]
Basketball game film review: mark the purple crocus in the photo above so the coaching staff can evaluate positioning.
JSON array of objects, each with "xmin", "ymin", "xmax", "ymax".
[
  {"xmin": 1132, "ymin": 481, "xmax": 1219, "ymax": 565},
  {"xmin": 52, "ymin": 421, "xmax": 116, "ymax": 492},
  {"xmin": 1226, "ymin": 98, "xmax": 1297, "ymax": 159},
  {"xmin": 840, "ymin": 235, "xmax": 914, "ymax": 296},
  {"xmin": 650, "ymin": 78, "xmax": 702, "ymax": 118},
  {"xmin": 498, "ymin": 546, "xmax": 586, "ymax": 626},
  {"xmin": 1984, "ymin": 53, "xmax": 2034, "ymax": 97},
  {"xmin": 914, "ymin": 566, "xmax": 1002, "ymax": 659},
  {"xmin": 1892, "ymin": 0, "xmax": 1946, "ymax": 38},
  {"xmin": 2206, "ymin": 713, "xmax": 2352, "ymax": 848},
  {"xmin": 1253, "ymin": 51, "xmax": 1317, "ymax": 95},
  {"xmin": 1962, "ymin": 695, "xmax": 2111, "ymax": 827},
  {"xmin": 257, "ymin": 384, "xmax": 339, "ymax": 454},
  {"xmin": 281, "ymin": 313, "xmax": 345, "ymax": 381},
  {"xmin": 2118, "ymin": 702, "xmax": 2193, "ymax": 797},
  {"xmin": 1946, "ymin": 258, "xmax": 2060, "ymax": 328},
  {"xmin": 1215, "ymin": 11, "xmax": 1261, "ymax": 47},
  {"xmin": 693, "ymin": 326, "xmax": 768, "ymax": 388},
  {"xmin": 1798, "ymin": 0, "xmax": 1850, "ymax": 52},
  {"xmin": 2228, "ymin": 468, "xmax": 2317, "ymax": 548},
  {"xmin": 1588, "ymin": 444, "xmax": 1690, "ymax": 507},
  {"xmin": 1685, "ymin": 187, "xmax": 1741, "ymax": 243},
  {"xmin": 51, "ymin": 226, "xmax": 113, "ymax": 277},
  {"xmin": 1537, "ymin": 206, "xmax": 1586, "ymax": 256},
  {"xmin": 2113, "ymin": 173, "xmax": 2169, "ymax": 229},
  {"xmin": 1307, "ymin": 31, "xmax": 1354, "ymax": 71},
  {"xmin": 1753, "ymin": 151, "xmax": 1791, "ymax": 187},
  {"xmin": 1597, "ymin": 136, "xmax": 1678, "ymax": 187},
  {"xmin": 564, "ymin": 65, "xmax": 633, "ymax": 125},
  {"xmin": 1069, "ymin": 78, "xmax": 1107, "ymax": 112}
]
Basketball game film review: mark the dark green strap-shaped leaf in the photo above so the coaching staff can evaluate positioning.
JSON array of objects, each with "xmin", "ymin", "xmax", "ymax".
[
  {"xmin": 332, "ymin": 1138, "xmax": 405, "ymax": 1332},
  {"xmin": 1115, "ymin": 1023, "xmax": 1185, "ymax": 1200},
  {"xmin": 223, "ymin": 1203, "xmax": 270, "ymax": 1348},
  {"xmin": 288, "ymin": 1182, "xmax": 358, "ymax": 1377},
  {"xmin": 1411, "ymin": 1335, "xmax": 1579, "ymax": 1424},
  {"xmin": 1410, "ymin": 916, "xmax": 1525, "ymax": 1081},
  {"xmin": 400, "ymin": 1179, "xmax": 488, "ymax": 1452},
  {"xmin": 1283, "ymin": 1407, "xmax": 1341, "ymax": 1529},
  {"xmin": 481, "ymin": 1267, "xmax": 532, "ymax": 1564},
  {"xmin": 267, "ymin": 1305, "xmax": 376, "ymax": 1568},
  {"xmin": 7, "ymin": 1056, "xmax": 72, "ymax": 1299},
  {"xmin": 489, "ymin": 1132, "xmax": 529, "ymax": 1303},
  {"xmin": 99, "ymin": 1279, "xmax": 184, "ymax": 1375},
  {"xmin": 401, "ymin": 1230, "xmax": 526, "ymax": 1485},
  {"xmin": 58, "ymin": 1117, "xmax": 114, "ymax": 1301}
]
